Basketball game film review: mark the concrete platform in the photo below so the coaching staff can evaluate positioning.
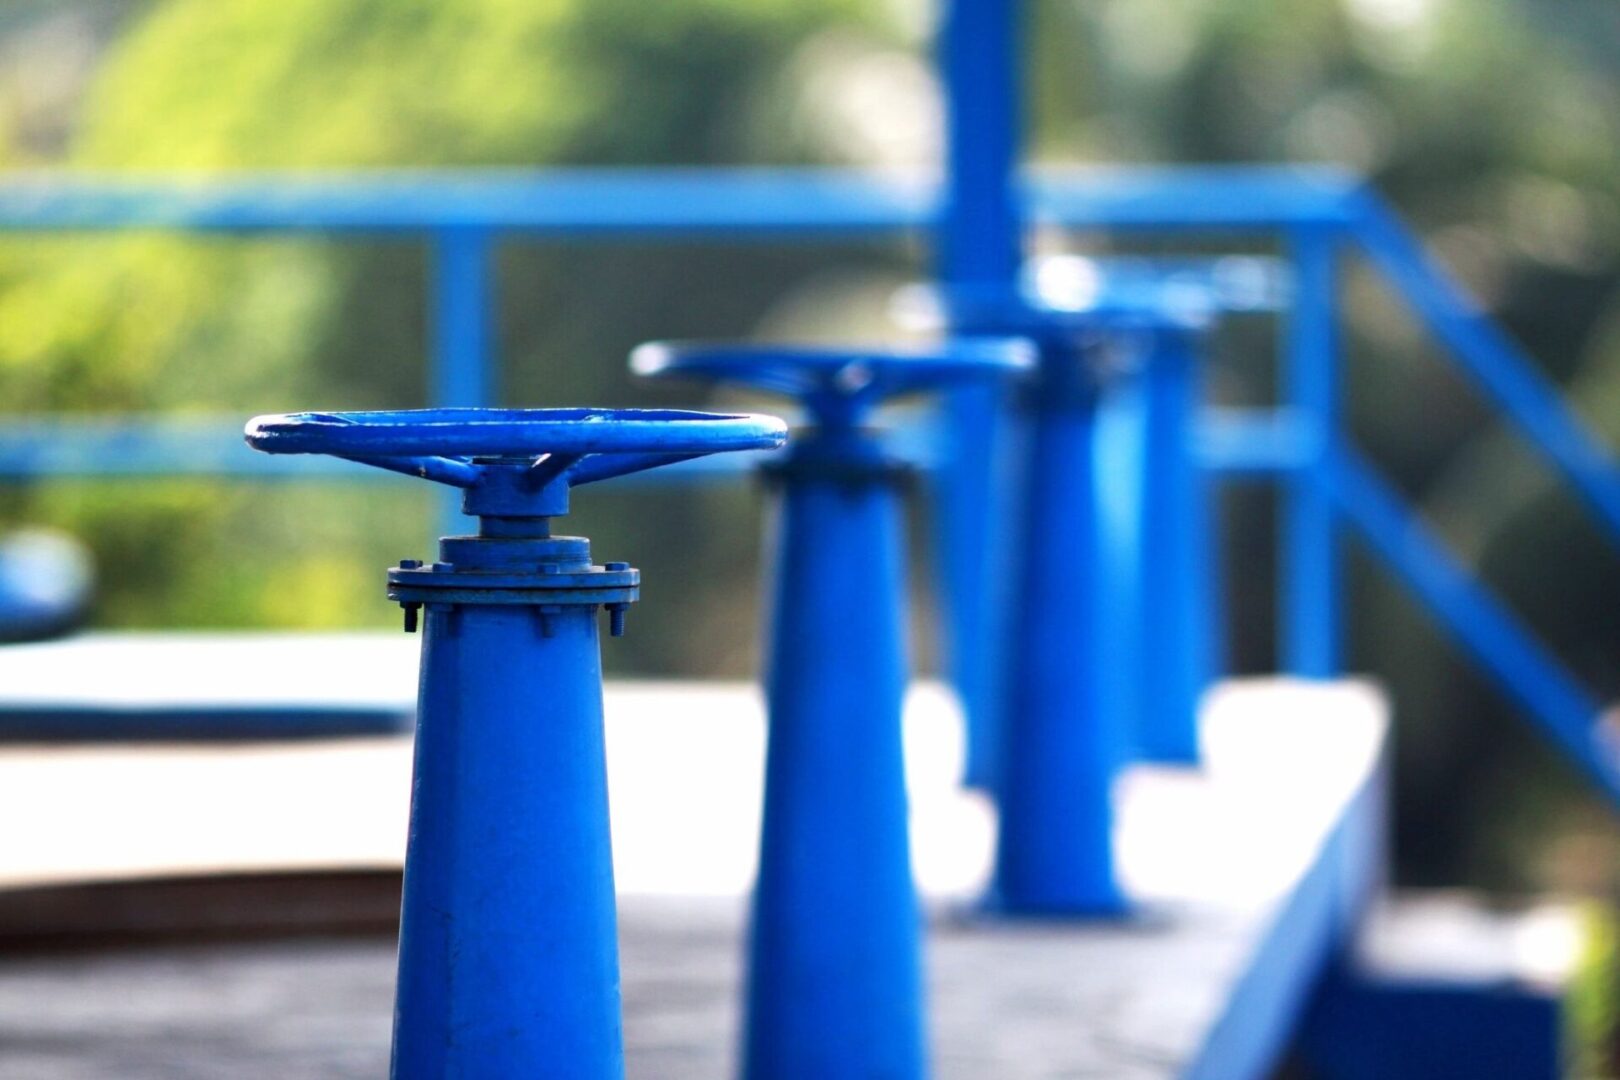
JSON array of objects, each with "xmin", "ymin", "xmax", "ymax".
[
  {"xmin": 0, "ymin": 651, "xmax": 1388, "ymax": 1077},
  {"xmin": 1299, "ymin": 893, "xmax": 1585, "ymax": 1079},
  {"xmin": 0, "ymin": 632, "xmax": 416, "ymax": 738}
]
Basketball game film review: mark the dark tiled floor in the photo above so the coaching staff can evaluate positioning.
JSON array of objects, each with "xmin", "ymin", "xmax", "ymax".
[{"xmin": 0, "ymin": 897, "xmax": 1247, "ymax": 1079}]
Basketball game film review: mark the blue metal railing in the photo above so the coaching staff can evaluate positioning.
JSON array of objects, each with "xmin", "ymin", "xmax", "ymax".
[
  {"xmin": 0, "ymin": 165, "xmax": 1352, "ymax": 480},
  {"xmin": 1326, "ymin": 441, "xmax": 1619, "ymax": 800},
  {"xmin": 1, "ymin": 166, "xmax": 1618, "ymax": 805},
  {"xmin": 1280, "ymin": 225, "xmax": 1344, "ymax": 676}
]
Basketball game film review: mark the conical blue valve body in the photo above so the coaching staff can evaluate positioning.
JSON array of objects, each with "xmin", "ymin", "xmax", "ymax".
[
  {"xmin": 746, "ymin": 457, "xmax": 925, "ymax": 1079},
  {"xmin": 1131, "ymin": 329, "xmax": 1214, "ymax": 763},
  {"xmin": 625, "ymin": 344, "xmax": 1028, "ymax": 1078},
  {"xmin": 240, "ymin": 407, "xmax": 789, "ymax": 1080},
  {"xmin": 991, "ymin": 335, "xmax": 1126, "ymax": 914},
  {"xmin": 394, "ymin": 601, "xmax": 623, "ymax": 1079}
]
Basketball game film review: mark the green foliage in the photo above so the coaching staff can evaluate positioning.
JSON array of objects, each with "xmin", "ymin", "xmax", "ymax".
[
  {"xmin": 0, "ymin": 0, "xmax": 886, "ymax": 641},
  {"xmin": 1032, "ymin": 0, "xmax": 1620, "ymax": 888},
  {"xmin": 0, "ymin": 0, "xmax": 876, "ymax": 409},
  {"xmin": 1571, "ymin": 901, "xmax": 1620, "ymax": 1077},
  {"xmin": 77, "ymin": 0, "xmax": 866, "ymax": 169}
]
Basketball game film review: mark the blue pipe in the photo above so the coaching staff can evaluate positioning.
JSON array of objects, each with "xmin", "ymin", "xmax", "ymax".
[
  {"xmin": 1199, "ymin": 408, "xmax": 1323, "ymax": 478},
  {"xmin": 992, "ymin": 333, "xmax": 1125, "ymax": 914},
  {"xmin": 748, "ymin": 435, "xmax": 925, "ymax": 1078},
  {"xmin": 1280, "ymin": 225, "xmax": 1342, "ymax": 677},
  {"xmin": 432, "ymin": 227, "xmax": 495, "ymax": 536},
  {"xmin": 0, "ymin": 405, "xmax": 1317, "ymax": 481},
  {"xmin": 1094, "ymin": 361, "xmax": 1148, "ymax": 771},
  {"xmin": 1132, "ymin": 327, "xmax": 1214, "ymax": 762},
  {"xmin": 631, "ymin": 339, "xmax": 1031, "ymax": 1078},
  {"xmin": 243, "ymin": 406, "xmax": 787, "ymax": 1077},
  {"xmin": 433, "ymin": 227, "xmax": 494, "ymax": 410},
  {"xmin": 939, "ymin": 0, "xmax": 1022, "ymax": 284},
  {"xmin": 936, "ymin": 0, "xmax": 1027, "ymax": 791},
  {"xmin": 395, "ymin": 600, "xmax": 622, "ymax": 1075},
  {"xmin": 934, "ymin": 264, "xmax": 1250, "ymax": 905}
]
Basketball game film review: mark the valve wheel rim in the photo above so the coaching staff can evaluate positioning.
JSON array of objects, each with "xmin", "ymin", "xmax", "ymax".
[
  {"xmin": 244, "ymin": 407, "xmax": 788, "ymax": 459},
  {"xmin": 630, "ymin": 338, "xmax": 1036, "ymax": 401}
]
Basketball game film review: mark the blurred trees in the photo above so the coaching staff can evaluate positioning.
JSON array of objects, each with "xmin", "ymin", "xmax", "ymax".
[
  {"xmin": 1033, "ymin": 0, "xmax": 1620, "ymax": 886},
  {"xmin": 0, "ymin": 0, "xmax": 884, "ymax": 417},
  {"xmin": 0, "ymin": 0, "xmax": 907, "ymax": 667}
]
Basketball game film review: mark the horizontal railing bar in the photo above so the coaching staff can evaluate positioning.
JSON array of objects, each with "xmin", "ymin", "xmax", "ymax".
[
  {"xmin": 1329, "ymin": 441, "xmax": 1620, "ymax": 802},
  {"xmin": 0, "ymin": 416, "xmax": 798, "ymax": 481},
  {"xmin": 1199, "ymin": 408, "xmax": 1320, "ymax": 476},
  {"xmin": 0, "ymin": 418, "xmax": 350, "ymax": 479},
  {"xmin": 0, "ymin": 407, "xmax": 1313, "ymax": 482},
  {"xmin": 0, "ymin": 166, "xmax": 1361, "ymax": 235}
]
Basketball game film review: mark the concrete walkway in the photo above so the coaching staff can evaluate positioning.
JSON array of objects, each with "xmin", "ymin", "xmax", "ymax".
[{"xmin": 0, "ymin": 635, "xmax": 1389, "ymax": 1076}]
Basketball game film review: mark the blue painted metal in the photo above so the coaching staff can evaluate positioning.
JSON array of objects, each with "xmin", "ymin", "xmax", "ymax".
[
  {"xmin": 1094, "ymin": 364, "xmax": 1150, "ymax": 772},
  {"xmin": 1281, "ymin": 225, "xmax": 1343, "ymax": 677},
  {"xmin": 1184, "ymin": 726, "xmax": 1387, "ymax": 1080},
  {"xmin": 1302, "ymin": 966, "xmax": 1563, "ymax": 1080},
  {"xmin": 1035, "ymin": 255, "xmax": 1284, "ymax": 764},
  {"xmin": 1026, "ymin": 254, "xmax": 1290, "ymax": 318},
  {"xmin": 633, "ymin": 340, "xmax": 1032, "ymax": 407},
  {"xmin": 0, "ymin": 407, "xmax": 1312, "ymax": 480},
  {"xmin": 934, "ymin": 0, "xmax": 1027, "ymax": 793},
  {"xmin": 934, "ymin": 249, "xmax": 1293, "ymax": 783},
  {"xmin": 988, "ymin": 319, "xmax": 1133, "ymax": 914},
  {"xmin": 0, "ymin": 417, "xmax": 366, "ymax": 478},
  {"xmin": 0, "ymin": 166, "xmax": 1360, "ymax": 234},
  {"xmin": 0, "ymin": 530, "xmax": 93, "ymax": 643},
  {"xmin": 1326, "ymin": 441, "xmax": 1620, "ymax": 801},
  {"xmin": 0, "ymin": 702, "xmax": 410, "ymax": 741},
  {"xmin": 923, "ymin": 252, "xmax": 1238, "ymax": 906},
  {"xmin": 633, "ymin": 338, "xmax": 1031, "ymax": 1080},
  {"xmin": 1352, "ymin": 195, "xmax": 1620, "ymax": 547},
  {"xmin": 927, "ymin": 256, "xmax": 1269, "ymax": 905},
  {"xmin": 938, "ymin": 6, "xmax": 1021, "ymax": 285},
  {"xmin": 432, "ymin": 228, "xmax": 495, "ymax": 535},
  {"xmin": 4, "ymin": 158, "xmax": 1619, "ymax": 835},
  {"xmin": 432, "ymin": 229, "xmax": 494, "ymax": 410},
  {"xmin": 1131, "ymin": 326, "xmax": 1216, "ymax": 762},
  {"xmin": 244, "ymin": 407, "xmax": 786, "ymax": 1079}
]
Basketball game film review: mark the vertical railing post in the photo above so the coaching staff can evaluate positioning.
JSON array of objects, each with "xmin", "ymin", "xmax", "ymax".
[
  {"xmin": 936, "ymin": 0, "xmax": 1027, "ymax": 788},
  {"xmin": 431, "ymin": 226, "xmax": 495, "ymax": 535},
  {"xmin": 1280, "ymin": 225, "xmax": 1341, "ymax": 676}
]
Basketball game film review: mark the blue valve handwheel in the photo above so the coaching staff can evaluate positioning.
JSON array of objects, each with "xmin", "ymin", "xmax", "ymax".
[
  {"xmin": 896, "ymin": 256, "xmax": 1289, "ymax": 343},
  {"xmin": 242, "ymin": 407, "xmax": 784, "ymax": 1078},
  {"xmin": 245, "ymin": 407, "xmax": 785, "ymax": 459},
  {"xmin": 244, "ymin": 407, "xmax": 788, "ymax": 489},
  {"xmin": 630, "ymin": 337, "xmax": 1031, "ymax": 1078},
  {"xmin": 631, "ymin": 338, "xmax": 1034, "ymax": 405}
]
